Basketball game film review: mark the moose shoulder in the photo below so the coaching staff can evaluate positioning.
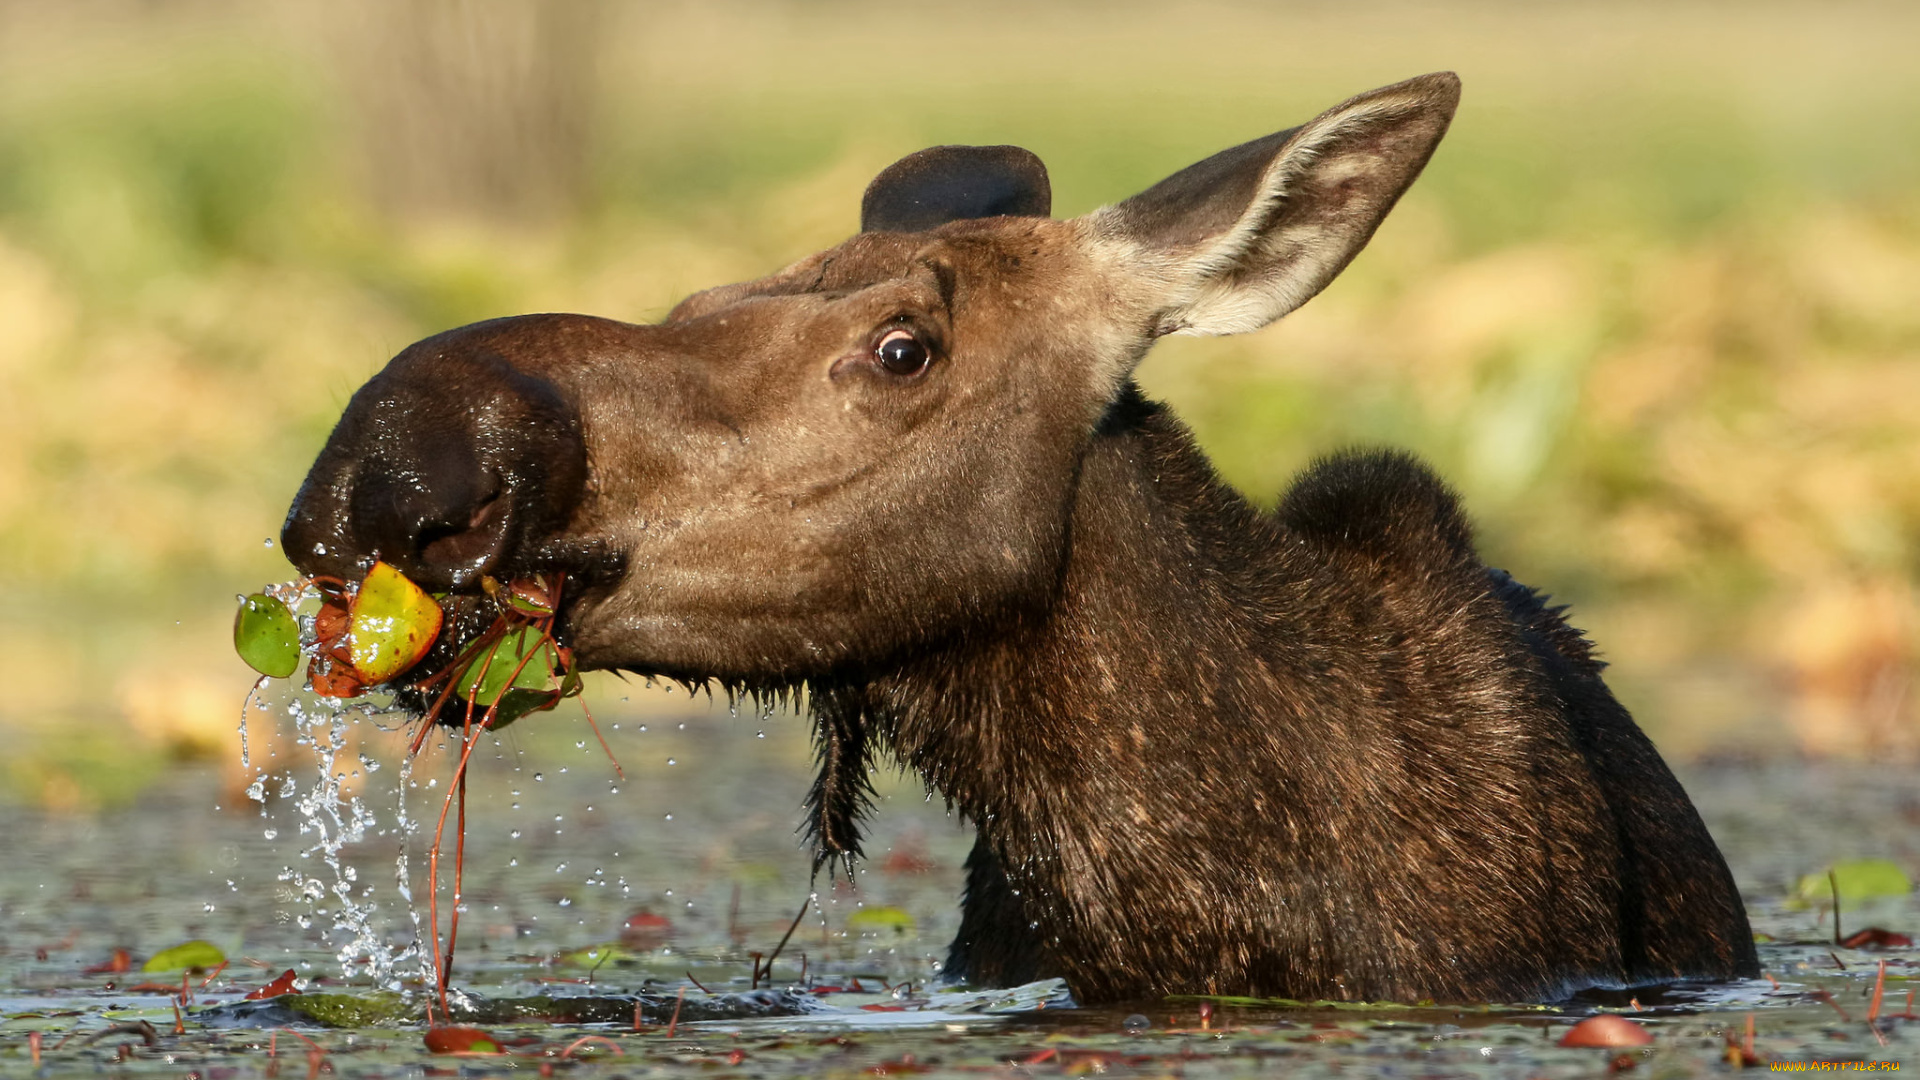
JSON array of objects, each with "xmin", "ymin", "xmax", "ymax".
[{"xmin": 283, "ymin": 72, "xmax": 1758, "ymax": 1003}]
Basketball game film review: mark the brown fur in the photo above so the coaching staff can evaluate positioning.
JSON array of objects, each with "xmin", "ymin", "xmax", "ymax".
[{"xmin": 282, "ymin": 73, "xmax": 1758, "ymax": 1003}]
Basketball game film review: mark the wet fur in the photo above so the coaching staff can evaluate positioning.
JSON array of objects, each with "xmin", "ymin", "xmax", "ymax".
[{"xmin": 805, "ymin": 388, "xmax": 1755, "ymax": 1001}]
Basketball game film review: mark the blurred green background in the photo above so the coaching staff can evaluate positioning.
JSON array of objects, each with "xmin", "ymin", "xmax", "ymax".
[{"xmin": 2, "ymin": 0, "xmax": 1916, "ymax": 810}]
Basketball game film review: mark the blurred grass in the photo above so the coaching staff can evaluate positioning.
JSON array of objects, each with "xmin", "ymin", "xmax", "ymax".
[{"xmin": 1, "ymin": 0, "xmax": 1917, "ymax": 807}]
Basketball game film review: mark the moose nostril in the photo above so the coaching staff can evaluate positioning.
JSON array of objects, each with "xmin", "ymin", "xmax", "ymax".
[
  {"xmin": 285, "ymin": 320, "xmax": 591, "ymax": 592},
  {"xmin": 345, "ymin": 460, "xmax": 508, "ymax": 591},
  {"xmin": 416, "ymin": 490, "xmax": 511, "ymax": 582}
]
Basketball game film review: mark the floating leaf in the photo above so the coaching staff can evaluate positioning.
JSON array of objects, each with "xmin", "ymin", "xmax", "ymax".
[
  {"xmin": 423, "ymin": 1026, "xmax": 503, "ymax": 1054},
  {"xmin": 234, "ymin": 593, "xmax": 300, "ymax": 678},
  {"xmin": 83, "ymin": 948, "xmax": 135, "ymax": 975},
  {"xmin": 243, "ymin": 969, "xmax": 301, "ymax": 1000},
  {"xmin": 456, "ymin": 625, "xmax": 560, "ymax": 708},
  {"xmin": 620, "ymin": 910, "xmax": 673, "ymax": 949},
  {"xmin": 558, "ymin": 942, "xmax": 644, "ymax": 968},
  {"xmin": 141, "ymin": 939, "xmax": 225, "ymax": 973},
  {"xmin": 1839, "ymin": 927, "xmax": 1913, "ymax": 949},
  {"xmin": 1790, "ymin": 858, "xmax": 1913, "ymax": 907},
  {"xmin": 846, "ymin": 905, "xmax": 916, "ymax": 934},
  {"xmin": 1558, "ymin": 1015, "xmax": 1653, "ymax": 1048},
  {"xmin": 348, "ymin": 562, "xmax": 444, "ymax": 683}
]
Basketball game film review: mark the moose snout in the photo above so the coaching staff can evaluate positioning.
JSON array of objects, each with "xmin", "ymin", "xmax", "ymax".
[{"xmin": 281, "ymin": 320, "xmax": 590, "ymax": 592}]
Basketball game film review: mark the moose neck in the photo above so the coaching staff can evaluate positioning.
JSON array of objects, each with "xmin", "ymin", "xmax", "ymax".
[{"xmin": 866, "ymin": 383, "xmax": 1303, "ymax": 843}]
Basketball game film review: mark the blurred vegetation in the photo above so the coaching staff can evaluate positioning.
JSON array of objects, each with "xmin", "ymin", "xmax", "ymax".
[{"xmin": 1, "ymin": 0, "xmax": 1917, "ymax": 808}]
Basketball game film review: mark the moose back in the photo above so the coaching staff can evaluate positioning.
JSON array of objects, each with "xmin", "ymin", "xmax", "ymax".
[{"xmin": 282, "ymin": 73, "xmax": 1758, "ymax": 1003}]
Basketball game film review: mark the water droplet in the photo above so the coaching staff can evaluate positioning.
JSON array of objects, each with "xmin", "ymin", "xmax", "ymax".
[
  {"xmin": 533, "ymin": 773, "xmax": 545, "ymax": 782},
  {"xmin": 263, "ymin": 828, "xmax": 279, "ymax": 840},
  {"xmin": 558, "ymin": 898, "xmax": 572, "ymax": 907},
  {"xmin": 509, "ymin": 829, "xmax": 521, "ymax": 839},
  {"xmin": 1123, "ymin": 1014, "xmax": 1150, "ymax": 1033}
]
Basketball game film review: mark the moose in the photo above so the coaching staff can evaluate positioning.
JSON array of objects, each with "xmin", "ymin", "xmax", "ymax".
[{"xmin": 282, "ymin": 72, "xmax": 1758, "ymax": 1003}]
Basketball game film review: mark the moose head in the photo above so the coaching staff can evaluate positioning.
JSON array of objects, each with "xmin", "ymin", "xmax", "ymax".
[{"xmin": 284, "ymin": 73, "xmax": 1460, "ymax": 684}]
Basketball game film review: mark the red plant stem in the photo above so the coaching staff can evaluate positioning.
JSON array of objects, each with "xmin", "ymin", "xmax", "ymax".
[
  {"xmin": 1869, "ymin": 959, "xmax": 1886, "ymax": 1021},
  {"xmin": 426, "ymin": 698, "xmax": 493, "ymax": 1020},
  {"xmin": 431, "ymin": 625, "xmax": 562, "ymax": 1013},
  {"xmin": 442, "ymin": 746, "xmax": 469, "ymax": 996},
  {"xmin": 410, "ymin": 625, "xmax": 505, "ymax": 757},
  {"xmin": 579, "ymin": 696, "xmax": 623, "ymax": 780},
  {"xmin": 559, "ymin": 1035, "xmax": 624, "ymax": 1058},
  {"xmin": 666, "ymin": 987, "xmax": 685, "ymax": 1038},
  {"xmin": 420, "ymin": 572, "xmax": 588, "ymax": 1018},
  {"xmin": 756, "ymin": 894, "xmax": 813, "ymax": 986}
]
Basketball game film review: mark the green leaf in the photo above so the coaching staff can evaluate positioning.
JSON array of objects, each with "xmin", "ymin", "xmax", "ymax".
[
  {"xmin": 557, "ymin": 943, "xmax": 642, "ymax": 968},
  {"xmin": 233, "ymin": 593, "xmax": 299, "ymax": 678},
  {"xmin": 846, "ymin": 905, "xmax": 916, "ymax": 934},
  {"xmin": 1790, "ymin": 858, "xmax": 1913, "ymax": 906},
  {"xmin": 142, "ymin": 939, "xmax": 225, "ymax": 972},
  {"xmin": 490, "ymin": 688, "xmax": 562, "ymax": 729},
  {"xmin": 348, "ymin": 562, "xmax": 443, "ymax": 683},
  {"xmin": 456, "ymin": 625, "xmax": 560, "ymax": 708}
]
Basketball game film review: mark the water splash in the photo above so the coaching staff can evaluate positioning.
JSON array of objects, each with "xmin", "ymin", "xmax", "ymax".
[{"xmin": 263, "ymin": 692, "xmax": 425, "ymax": 991}]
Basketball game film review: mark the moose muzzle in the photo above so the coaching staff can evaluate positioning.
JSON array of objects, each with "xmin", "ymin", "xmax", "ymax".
[{"xmin": 281, "ymin": 317, "xmax": 590, "ymax": 592}]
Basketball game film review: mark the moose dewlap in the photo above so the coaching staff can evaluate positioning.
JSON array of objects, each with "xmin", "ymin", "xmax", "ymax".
[{"xmin": 280, "ymin": 72, "xmax": 1758, "ymax": 1003}]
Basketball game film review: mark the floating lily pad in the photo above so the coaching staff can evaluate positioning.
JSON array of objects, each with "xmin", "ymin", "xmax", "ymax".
[
  {"xmin": 847, "ymin": 905, "xmax": 916, "ymax": 934},
  {"xmin": 142, "ymin": 939, "xmax": 225, "ymax": 973},
  {"xmin": 233, "ymin": 593, "xmax": 299, "ymax": 678},
  {"xmin": 558, "ymin": 942, "xmax": 645, "ymax": 968},
  {"xmin": 424, "ymin": 1026, "xmax": 503, "ymax": 1054},
  {"xmin": 348, "ymin": 561, "xmax": 443, "ymax": 683},
  {"xmin": 1789, "ymin": 857, "xmax": 1913, "ymax": 907}
]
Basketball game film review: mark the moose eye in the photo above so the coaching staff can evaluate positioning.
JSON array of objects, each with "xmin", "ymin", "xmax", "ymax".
[{"xmin": 875, "ymin": 328, "xmax": 931, "ymax": 376}]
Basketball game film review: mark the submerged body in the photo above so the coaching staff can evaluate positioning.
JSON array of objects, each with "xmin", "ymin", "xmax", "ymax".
[
  {"xmin": 868, "ymin": 390, "xmax": 1756, "ymax": 1001},
  {"xmin": 281, "ymin": 73, "xmax": 1758, "ymax": 1003}
]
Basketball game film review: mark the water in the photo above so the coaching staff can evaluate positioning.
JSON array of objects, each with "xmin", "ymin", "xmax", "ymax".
[{"xmin": 1, "ymin": 701, "xmax": 1915, "ymax": 1076}]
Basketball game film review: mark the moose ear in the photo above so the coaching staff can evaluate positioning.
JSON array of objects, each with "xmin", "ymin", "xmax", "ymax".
[
  {"xmin": 861, "ymin": 145, "xmax": 1052, "ymax": 233},
  {"xmin": 1097, "ymin": 72, "xmax": 1459, "ymax": 337}
]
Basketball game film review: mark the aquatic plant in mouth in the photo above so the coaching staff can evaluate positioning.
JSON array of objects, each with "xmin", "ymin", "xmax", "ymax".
[{"xmin": 234, "ymin": 564, "xmax": 613, "ymax": 1020}]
